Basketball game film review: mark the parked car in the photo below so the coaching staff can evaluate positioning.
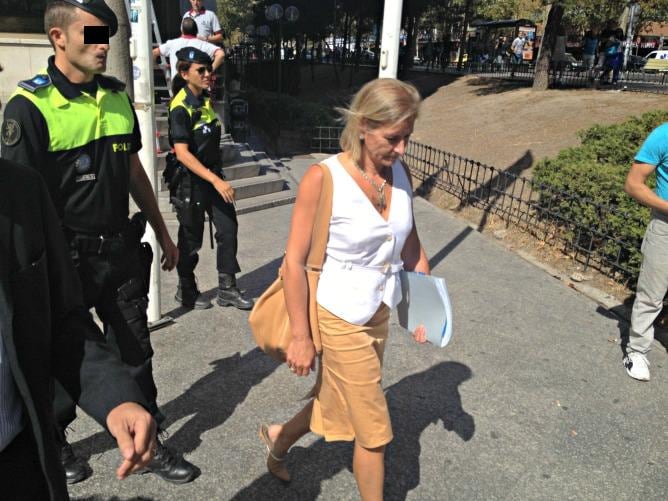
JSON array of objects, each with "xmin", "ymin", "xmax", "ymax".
[
  {"xmin": 626, "ymin": 54, "xmax": 647, "ymax": 70},
  {"xmin": 362, "ymin": 49, "xmax": 377, "ymax": 62},
  {"xmin": 563, "ymin": 53, "xmax": 584, "ymax": 71},
  {"xmin": 550, "ymin": 53, "xmax": 583, "ymax": 71}
]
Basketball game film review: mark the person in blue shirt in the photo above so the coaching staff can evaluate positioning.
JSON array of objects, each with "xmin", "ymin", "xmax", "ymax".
[
  {"xmin": 582, "ymin": 30, "xmax": 598, "ymax": 71},
  {"xmin": 623, "ymin": 122, "xmax": 668, "ymax": 381}
]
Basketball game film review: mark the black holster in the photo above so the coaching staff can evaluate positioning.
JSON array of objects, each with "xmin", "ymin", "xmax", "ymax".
[{"xmin": 164, "ymin": 152, "xmax": 191, "ymax": 209}]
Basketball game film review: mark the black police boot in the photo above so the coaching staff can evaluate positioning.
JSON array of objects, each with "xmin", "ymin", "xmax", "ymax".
[
  {"xmin": 144, "ymin": 440, "xmax": 200, "ymax": 484},
  {"xmin": 61, "ymin": 441, "xmax": 92, "ymax": 485},
  {"xmin": 217, "ymin": 273, "xmax": 254, "ymax": 310},
  {"xmin": 175, "ymin": 277, "xmax": 212, "ymax": 309}
]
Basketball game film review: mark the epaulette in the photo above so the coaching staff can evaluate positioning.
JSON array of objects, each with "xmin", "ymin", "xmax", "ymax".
[
  {"xmin": 18, "ymin": 74, "xmax": 52, "ymax": 93},
  {"xmin": 96, "ymin": 74, "xmax": 126, "ymax": 92}
]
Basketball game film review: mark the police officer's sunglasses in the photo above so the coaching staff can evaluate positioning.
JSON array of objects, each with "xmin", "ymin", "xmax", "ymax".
[{"xmin": 195, "ymin": 66, "xmax": 214, "ymax": 76}]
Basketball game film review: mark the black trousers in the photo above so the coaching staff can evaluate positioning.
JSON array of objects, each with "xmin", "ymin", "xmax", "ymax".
[
  {"xmin": 54, "ymin": 239, "xmax": 164, "ymax": 435},
  {"xmin": 0, "ymin": 426, "xmax": 51, "ymax": 500},
  {"xmin": 176, "ymin": 183, "xmax": 241, "ymax": 280}
]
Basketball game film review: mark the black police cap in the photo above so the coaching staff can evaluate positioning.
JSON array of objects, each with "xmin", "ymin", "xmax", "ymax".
[
  {"xmin": 59, "ymin": 0, "xmax": 118, "ymax": 37},
  {"xmin": 175, "ymin": 47, "xmax": 213, "ymax": 65}
]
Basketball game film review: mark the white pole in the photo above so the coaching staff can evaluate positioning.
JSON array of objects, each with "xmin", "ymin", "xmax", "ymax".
[
  {"xmin": 623, "ymin": 2, "xmax": 640, "ymax": 70},
  {"xmin": 378, "ymin": 0, "xmax": 403, "ymax": 78},
  {"xmin": 129, "ymin": 0, "xmax": 161, "ymax": 324}
]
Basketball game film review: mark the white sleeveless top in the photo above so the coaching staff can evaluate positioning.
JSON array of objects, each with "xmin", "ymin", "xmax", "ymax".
[{"xmin": 316, "ymin": 154, "xmax": 414, "ymax": 325}]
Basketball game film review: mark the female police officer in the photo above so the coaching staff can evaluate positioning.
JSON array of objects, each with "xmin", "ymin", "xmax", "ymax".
[{"xmin": 168, "ymin": 47, "xmax": 253, "ymax": 310}]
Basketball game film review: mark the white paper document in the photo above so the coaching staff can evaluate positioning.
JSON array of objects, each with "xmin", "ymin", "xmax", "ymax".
[{"xmin": 397, "ymin": 271, "xmax": 453, "ymax": 348}]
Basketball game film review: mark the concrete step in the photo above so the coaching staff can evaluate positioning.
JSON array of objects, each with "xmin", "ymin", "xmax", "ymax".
[
  {"xmin": 229, "ymin": 173, "xmax": 286, "ymax": 200},
  {"xmin": 156, "ymin": 116, "xmax": 169, "ymax": 135},
  {"xmin": 221, "ymin": 144, "xmax": 242, "ymax": 163},
  {"xmin": 222, "ymin": 160, "xmax": 261, "ymax": 180},
  {"xmin": 158, "ymin": 191, "xmax": 174, "ymax": 215},
  {"xmin": 234, "ymin": 190, "xmax": 297, "ymax": 215},
  {"xmin": 158, "ymin": 186, "xmax": 297, "ymax": 218}
]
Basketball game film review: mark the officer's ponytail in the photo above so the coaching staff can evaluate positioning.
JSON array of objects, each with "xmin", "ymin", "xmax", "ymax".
[{"xmin": 171, "ymin": 60, "xmax": 191, "ymax": 96}]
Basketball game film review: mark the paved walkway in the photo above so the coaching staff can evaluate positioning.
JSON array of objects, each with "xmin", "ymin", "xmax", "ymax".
[{"xmin": 69, "ymin": 155, "xmax": 666, "ymax": 500}]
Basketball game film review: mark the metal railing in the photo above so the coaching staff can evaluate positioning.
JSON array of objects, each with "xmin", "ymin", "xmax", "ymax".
[
  {"xmin": 312, "ymin": 126, "xmax": 646, "ymax": 282},
  {"xmin": 425, "ymin": 61, "xmax": 668, "ymax": 94}
]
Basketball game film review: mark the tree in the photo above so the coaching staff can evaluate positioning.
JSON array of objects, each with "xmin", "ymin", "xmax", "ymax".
[
  {"xmin": 533, "ymin": 1, "xmax": 564, "ymax": 90},
  {"xmin": 107, "ymin": 0, "xmax": 133, "ymax": 100},
  {"xmin": 476, "ymin": 0, "xmax": 543, "ymax": 21}
]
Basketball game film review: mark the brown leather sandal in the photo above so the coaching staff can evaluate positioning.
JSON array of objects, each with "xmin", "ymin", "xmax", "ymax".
[{"xmin": 259, "ymin": 424, "xmax": 291, "ymax": 483}]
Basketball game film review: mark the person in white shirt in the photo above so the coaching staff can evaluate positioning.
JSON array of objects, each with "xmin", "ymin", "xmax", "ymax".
[
  {"xmin": 153, "ymin": 17, "xmax": 224, "ymax": 81},
  {"xmin": 182, "ymin": 0, "xmax": 223, "ymax": 44},
  {"xmin": 257, "ymin": 79, "xmax": 430, "ymax": 500},
  {"xmin": 511, "ymin": 33, "xmax": 526, "ymax": 63}
]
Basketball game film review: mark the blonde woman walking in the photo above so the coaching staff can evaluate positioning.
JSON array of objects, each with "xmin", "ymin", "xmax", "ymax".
[{"xmin": 259, "ymin": 78, "xmax": 430, "ymax": 500}]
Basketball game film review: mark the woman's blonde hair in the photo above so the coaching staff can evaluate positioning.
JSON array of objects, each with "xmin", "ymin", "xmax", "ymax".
[{"xmin": 339, "ymin": 79, "xmax": 421, "ymax": 164}]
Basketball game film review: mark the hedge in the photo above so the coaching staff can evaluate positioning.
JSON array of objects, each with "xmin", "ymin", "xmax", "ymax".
[{"xmin": 533, "ymin": 110, "xmax": 668, "ymax": 277}]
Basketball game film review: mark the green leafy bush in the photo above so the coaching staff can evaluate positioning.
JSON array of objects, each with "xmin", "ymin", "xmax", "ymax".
[{"xmin": 533, "ymin": 110, "xmax": 668, "ymax": 278}]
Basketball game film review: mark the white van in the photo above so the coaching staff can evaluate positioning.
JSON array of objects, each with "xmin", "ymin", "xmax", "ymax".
[
  {"xmin": 644, "ymin": 50, "xmax": 668, "ymax": 72},
  {"xmin": 645, "ymin": 50, "xmax": 668, "ymax": 60}
]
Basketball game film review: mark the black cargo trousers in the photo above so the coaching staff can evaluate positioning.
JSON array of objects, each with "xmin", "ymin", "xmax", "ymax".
[
  {"xmin": 54, "ymin": 217, "xmax": 165, "ymax": 436},
  {"xmin": 175, "ymin": 172, "xmax": 241, "ymax": 280}
]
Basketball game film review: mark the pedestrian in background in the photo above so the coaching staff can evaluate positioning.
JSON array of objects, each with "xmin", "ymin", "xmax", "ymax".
[
  {"xmin": 600, "ymin": 27, "xmax": 624, "ymax": 84},
  {"xmin": 582, "ymin": 30, "xmax": 598, "ymax": 71},
  {"xmin": 258, "ymin": 79, "xmax": 430, "ymax": 500},
  {"xmin": 623, "ymin": 122, "xmax": 668, "ymax": 381},
  {"xmin": 153, "ymin": 17, "xmax": 224, "ymax": 83},
  {"xmin": 511, "ymin": 33, "xmax": 526, "ymax": 63},
  {"xmin": 182, "ymin": 0, "xmax": 223, "ymax": 44},
  {"xmin": 168, "ymin": 48, "xmax": 253, "ymax": 310}
]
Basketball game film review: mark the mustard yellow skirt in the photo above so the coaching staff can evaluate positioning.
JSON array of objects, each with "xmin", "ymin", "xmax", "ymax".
[{"xmin": 310, "ymin": 303, "xmax": 393, "ymax": 449}]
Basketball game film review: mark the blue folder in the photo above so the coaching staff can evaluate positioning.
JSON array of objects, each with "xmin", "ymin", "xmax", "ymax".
[{"xmin": 397, "ymin": 271, "xmax": 454, "ymax": 348}]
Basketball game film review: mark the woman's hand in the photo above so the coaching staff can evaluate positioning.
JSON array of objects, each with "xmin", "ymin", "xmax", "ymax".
[
  {"xmin": 286, "ymin": 336, "xmax": 316, "ymax": 376},
  {"xmin": 212, "ymin": 178, "xmax": 235, "ymax": 204},
  {"xmin": 412, "ymin": 325, "xmax": 428, "ymax": 344}
]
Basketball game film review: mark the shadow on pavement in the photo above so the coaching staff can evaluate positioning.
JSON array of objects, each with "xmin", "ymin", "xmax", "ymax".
[
  {"xmin": 462, "ymin": 150, "xmax": 533, "ymax": 232},
  {"xmin": 603, "ymin": 301, "xmax": 668, "ymax": 355},
  {"xmin": 72, "ymin": 349, "xmax": 280, "ymax": 457},
  {"xmin": 162, "ymin": 256, "xmax": 284, "ymax": 321},
  {"xmin": 230, "ymin": 361, "xmax": 474, "ymax": 501},
  {"xmin": 467, "ymin": 76, "xmax": 532, "ymax": 96}
]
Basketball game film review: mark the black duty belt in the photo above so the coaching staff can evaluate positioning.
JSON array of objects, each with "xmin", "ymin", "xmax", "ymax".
[
  {"xmin": 69, "ymin": 232, "xmax": 125, "ymax": 255},
  {"xmin": 65, "ymin": 214, "xmax": 146, "ymax": 255}
]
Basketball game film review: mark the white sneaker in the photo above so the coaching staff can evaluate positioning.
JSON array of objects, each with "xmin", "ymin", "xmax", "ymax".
[{"xmin": 623, "ymin": 352, "xmax": 650, "ymax": 381}]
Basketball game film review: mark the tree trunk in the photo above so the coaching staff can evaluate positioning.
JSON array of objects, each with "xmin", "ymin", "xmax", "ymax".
[
  {"xmin": 374, "ymin": 0, "xmax": 383, "ymax": 55},
  {"xmin": 341, "ymin": 13, "xmax": 351, "ymax": 71},
  {"xmin": 406, "ymin": 16, "xmax": 417, "ymax": 71},
  {"xmin": 106, "ymin": 0, "xmax": 133, "ymax": 100},
  {"xmin": 457, "ymin": 0, "xmax": 474, "ymax": 69},
  {"xmin": 324, "ymin": 37, "xmax": 340, "ymax": 85},
  {"xmin": 533, "ymin": 2, "xmax": 564, "ymax": 91}
]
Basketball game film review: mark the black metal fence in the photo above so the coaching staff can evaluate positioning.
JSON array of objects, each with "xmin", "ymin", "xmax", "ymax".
[
  {"xmin": 227, "ymin": 48, "xmax": 668, "ymax": 95},
  {"xmin": 312, "ymin": 126, "xmax": 646, "ymax": 282},
  {"xmin": 428, "ymin": 61, "xmax": 668, "ymax": 94}
]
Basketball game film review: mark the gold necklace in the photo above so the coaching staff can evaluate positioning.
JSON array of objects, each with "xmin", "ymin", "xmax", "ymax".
[{"xmin": 354, "ymin": 160, "xmax": 388, "ymax": 211}]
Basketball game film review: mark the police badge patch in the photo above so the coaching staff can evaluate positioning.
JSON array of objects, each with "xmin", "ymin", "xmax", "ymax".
[{"xmin": 1, "ymin": 119, "xmax": 21, "ymax": 146}]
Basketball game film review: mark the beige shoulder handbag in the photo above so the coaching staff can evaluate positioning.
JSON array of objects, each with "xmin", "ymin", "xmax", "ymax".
[{"xmin": 248, "ymin": 164, "xmax": 333, "ymax": 361}]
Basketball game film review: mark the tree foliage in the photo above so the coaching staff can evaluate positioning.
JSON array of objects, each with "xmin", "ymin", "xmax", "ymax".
[{"xmin": 476, "ymin": 0, "xmax": 544, "ymax": 22}]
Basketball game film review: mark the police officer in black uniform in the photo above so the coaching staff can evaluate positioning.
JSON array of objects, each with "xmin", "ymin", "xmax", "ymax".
[
  {"xmin": 167, "ymin": 47, "xmax": 253, "ymax": 310},
  {"xmin": 1, "ymin": 0, "xmax": 198, "ymax": 484}
]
